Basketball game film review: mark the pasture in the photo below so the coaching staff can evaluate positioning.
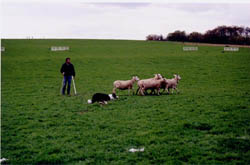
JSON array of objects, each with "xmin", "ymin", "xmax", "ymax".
[{"xmin": 1, "ymin": 39, "xmax": 250, "ymax": 164}]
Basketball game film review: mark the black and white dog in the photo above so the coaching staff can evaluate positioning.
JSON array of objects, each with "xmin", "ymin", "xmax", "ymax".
[{"xmin": 87, "ymin": 93, "xmax": 118, "ymax": 104}]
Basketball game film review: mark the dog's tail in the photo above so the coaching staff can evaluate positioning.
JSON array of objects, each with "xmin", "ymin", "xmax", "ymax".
[{"xmin": 87, "ymin": 99, "xmax": 92, "ymax": 104}]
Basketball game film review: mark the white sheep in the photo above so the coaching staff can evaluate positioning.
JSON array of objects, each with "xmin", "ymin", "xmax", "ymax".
[
  {"xmin": 165, "ymin": 74, "xmax": 181, "ymax": 94},
  {"xmin": 140, "ymin": 78, "xmax": 168, "ymax": 96},
  {"xmin": 136, "ymin": 74, "xmax": 163, "ymax": 95},
  {"xmin": 147, "ymin": 79, "xmax": 169, "ymax": 95},
  {"xmin": 113, "ymin": 76, "xmax": 140, "ymax": 95}
]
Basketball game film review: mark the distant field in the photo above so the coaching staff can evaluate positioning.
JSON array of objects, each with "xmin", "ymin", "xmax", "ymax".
[{"xmin": 1, "ymin": 39, "xmax": 250, "ymax": 164}]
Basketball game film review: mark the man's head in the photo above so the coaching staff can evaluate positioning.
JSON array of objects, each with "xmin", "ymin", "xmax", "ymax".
[{"xmin": 65, "ymin": 58, "xmax": 71, "ymax": 64}]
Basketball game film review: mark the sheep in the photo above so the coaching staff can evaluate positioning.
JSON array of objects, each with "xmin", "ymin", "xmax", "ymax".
[
  {"xmin": 140, "ymin": 78, "xmax": 168, "ymax": 96},
  {"xmin": 147, "ymin": 79, "xmax": 168, "ymax": 95},
  {"xmin": 136, "ymin": 74, "xmax": 163, "ymax": 95},
  {"xmin": 165, "ymin": 74, "xmax": 181, "ymax": 94},
  {"xmin": 113, "ymin": 76, "xmax": 140, "ymax": 95}
]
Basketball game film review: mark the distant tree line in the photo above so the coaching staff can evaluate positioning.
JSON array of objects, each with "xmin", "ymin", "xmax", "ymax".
[{"xmin": 146, "ymin": 25, "xmax": 250, "ymax": 45}]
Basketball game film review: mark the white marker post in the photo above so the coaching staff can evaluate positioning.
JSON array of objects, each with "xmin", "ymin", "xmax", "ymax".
[
  {"xmin": 224, "ymin": 47, "xmax": 239, "ymax": 52},
  {"xmin": 72, "ymin": 76, "xmax": 77, "ymax": 95},
  {"xmin": 51, "ymin": 46, "xmax": 70, "ymax": 51},
  {"xmin": 129, "ymin": 147, "xmax": 145, "ymax": 152},
  {"xmin": 1, "ymin": 47, "xmax": 5, "ymax": 52},
  {"xmin": 183, "ymin": 47, "xmax": 198, "ymax": 51}
]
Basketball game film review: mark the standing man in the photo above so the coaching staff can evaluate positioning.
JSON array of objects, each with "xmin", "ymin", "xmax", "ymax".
[{"xmin": 60, "ymin": 57, "xmax": 75, "ymax": 95}]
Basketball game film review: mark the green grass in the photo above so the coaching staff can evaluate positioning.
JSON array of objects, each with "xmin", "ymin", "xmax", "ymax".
[{"xmin": 1, "ymin": 39, "xmax": 250, "ymax": 164}]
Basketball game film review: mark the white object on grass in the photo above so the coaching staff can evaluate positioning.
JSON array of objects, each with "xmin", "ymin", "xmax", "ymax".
[
  {"xmin": 60, "ymin": 77, "xmax": 64, "ymax": 95},
  {"xmin": 129, "ymin": 147, "xmax": 144, "ymax": 152},
  {"xmin": 72, "ymin": 76, "xmax": 77, "ymax": 95},
  {"xmin": 183, "ymin": 47, "xmax": 198, "ymax": 51},
  {"xmin": 51, "ymin": 46, "xmax": 69, "ymax": 51},
  {"xmin": 224, "ymin": 47, "xmax": 239, "ymax": 51}
]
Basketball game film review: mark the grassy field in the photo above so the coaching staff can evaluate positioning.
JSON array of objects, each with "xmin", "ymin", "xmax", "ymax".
[{"xmin": 1, "ymin": 39, "xmax": 250, "ymax": 164}]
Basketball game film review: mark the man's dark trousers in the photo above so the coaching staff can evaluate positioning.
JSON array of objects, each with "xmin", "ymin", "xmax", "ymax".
[{"xmin": 62, "ymin": 76, "xmax": 72, "ymax": 95}]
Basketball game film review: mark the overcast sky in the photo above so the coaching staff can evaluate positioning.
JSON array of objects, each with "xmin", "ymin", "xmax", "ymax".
[{"xmin": 1, "ymin": 0, "xmax": 250, "ymax": 40}]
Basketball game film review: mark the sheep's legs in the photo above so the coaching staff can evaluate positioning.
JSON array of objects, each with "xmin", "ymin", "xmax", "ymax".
[
  {"xmin": 144, "ymin": 89, "xmax": 149, "ymax": 95},
  {"xmin": 171, "ymin": 86, "xmax": 179, "ymax": 94},
  {"xmin": 167, "ymin": 88, "xmax": 171, "ymax": 94},
  {"xmin": 149, "ymin": 89, "xmax": 155, "ymax": 95},
  {"xmin": 157, "ymin": 88, "xmax": 160, "ymax": 95},
  {"xmin": 140, "ymin": 88, "xmax": 145, "ymax": 96},
  {"xmin": 135, "ymin": 87, "xmax": 140, "ymax": 95},
  {"xmin": 165, "ymin": 86, "xmax": 170, "ymax": 94},
  {"xmin": 161, "ymin": 88, "xmax": 166, "ymax": 94},
  {"xmin": 137, "ymin": 87, "xmax": 147, "ymax": 95},
  {"xmin": 112, "ymin": 87, "xmax": 116, "ymax": 94}
]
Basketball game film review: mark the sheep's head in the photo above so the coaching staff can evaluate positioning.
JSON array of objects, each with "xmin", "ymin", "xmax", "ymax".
[
  {"xmin": 158, "ymin": 74, "xmax": 163, "ymax": 79},
  {"xmin": 174, "ymin": 74, "xmax": 181, "ymax": 80},
  {"xmin": 135, "ymin": 76, "xmax": 140, "ymax": 81},
  {"xmin": 154, "ymin": 74, "xmax": 162, "ymax": 79},
  {"xmin": 132, "ymin": 76, "xmax": 140, "ymax": 81}
]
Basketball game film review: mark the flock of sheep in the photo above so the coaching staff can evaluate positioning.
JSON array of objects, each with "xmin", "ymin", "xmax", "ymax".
[{"xmin": 113, "ymin": 74, "xmax": 181, "ymax": 96}]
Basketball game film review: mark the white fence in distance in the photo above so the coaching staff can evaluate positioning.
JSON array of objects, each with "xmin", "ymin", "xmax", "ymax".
[
  {"xmin": 224, "ymin": 47, "xmax": 239, "ymax": 51},
  {"xmin": 51, "ymin": 46, "xmax": 70, "ymax": 51},
  {"xmin": 1, "ymin": 47, "xmax": 5, "ymax": 52},
  {"xmin": 183, "ymin": 47, "xmax": 198, "ymax": 51}
]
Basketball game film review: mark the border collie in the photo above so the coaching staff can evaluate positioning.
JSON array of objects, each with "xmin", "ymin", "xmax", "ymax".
[{"xmin": 87, "ymin": 93, "xmax": 118, "ymax": 104}]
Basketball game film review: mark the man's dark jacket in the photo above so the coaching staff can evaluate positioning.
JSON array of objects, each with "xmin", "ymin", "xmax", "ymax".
[{"xmin": 60, "ymin": 63, "xmax": 75, "ymax": 77}]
